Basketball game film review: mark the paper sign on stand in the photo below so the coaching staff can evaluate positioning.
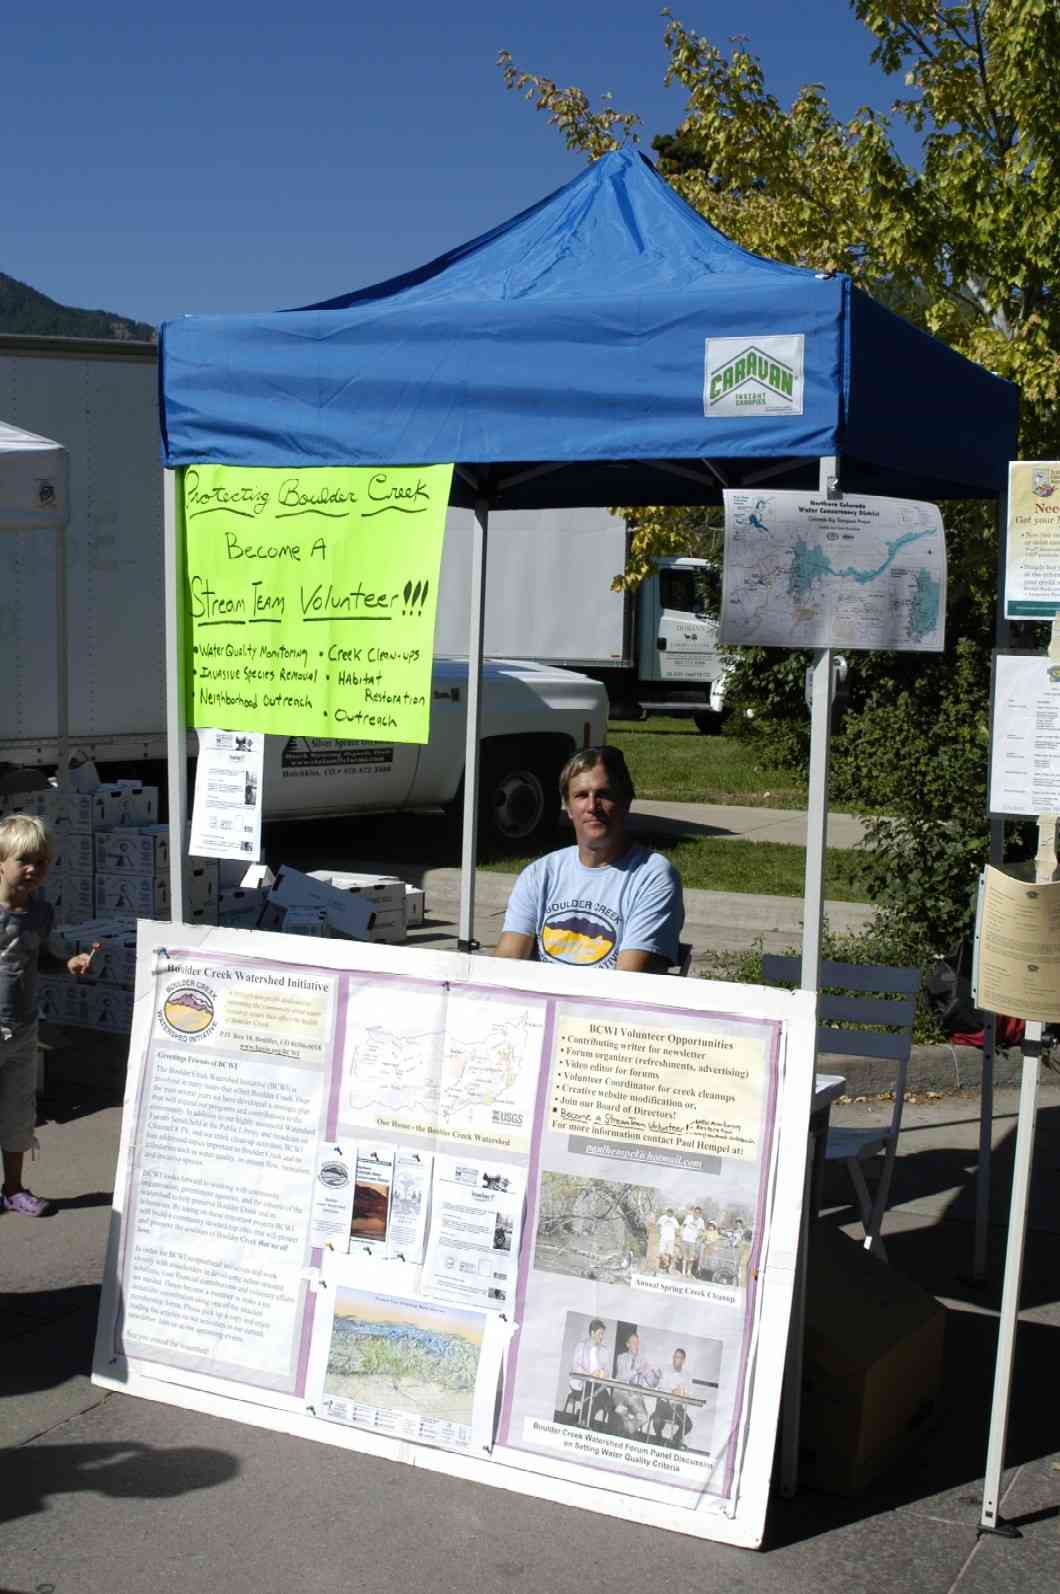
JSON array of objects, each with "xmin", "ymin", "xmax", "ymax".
[
  {"xmin": 182, "ymin": 463, "xmax": 452, "ymax": 742},
  {"xmin": 190, "ymin": 728, "xmax": 265, "ymax": 861},
  {"xmin": 1004, "ymin": 461, "xmax": 1060, "ymax": 620},
  {"xmin": 93, "ymin": 922, "xmax": 817, "ymax": 1549}
]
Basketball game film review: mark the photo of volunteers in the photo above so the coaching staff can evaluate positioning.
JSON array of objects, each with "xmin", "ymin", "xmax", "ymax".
[
  {"xmin": 534, "ymin": 1171, "xmax": 755, "ymax": 1290},
  {"xmin": 553, "ymin": 1311, "xmax": 721, "ymax": 1456}
]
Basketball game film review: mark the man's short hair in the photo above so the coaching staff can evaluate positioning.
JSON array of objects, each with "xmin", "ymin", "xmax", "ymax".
[
  {"xmin": 0, "ymin": 813, "xmax": 52, "ymax": 863},
  {"xmin": 558, "ymin": 745, "xmax": 635, "ymax": 807},
  {"xmin": 588, "ymin": 1318, "xmax": 606, "ymax": 1335}
]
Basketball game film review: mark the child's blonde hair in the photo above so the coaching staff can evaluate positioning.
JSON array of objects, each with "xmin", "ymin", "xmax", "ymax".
[{"xmin": 0, "ymin": 813, "xmax": 53, "ymax": 863}]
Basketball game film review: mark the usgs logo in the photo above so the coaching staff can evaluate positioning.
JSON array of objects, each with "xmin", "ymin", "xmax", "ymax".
[{"xmin": 704, "ymin": 334, "xmax": 805, "ymax": 418}]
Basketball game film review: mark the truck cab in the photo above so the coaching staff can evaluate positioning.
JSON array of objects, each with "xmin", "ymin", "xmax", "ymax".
[{"xmin": 633, "ymin": 557, "xmax": 725, "ymax": 726}]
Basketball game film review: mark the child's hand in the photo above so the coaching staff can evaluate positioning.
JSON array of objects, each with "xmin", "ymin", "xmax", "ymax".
[{"xmin": 67, "ymin": 952, "xmax": 93, "ymax": 978}]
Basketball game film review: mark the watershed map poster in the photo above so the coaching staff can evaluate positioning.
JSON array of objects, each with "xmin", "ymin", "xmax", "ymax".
[{"xmin": 181, "ymin": 463, "xmax": 453, "ymax": 742}]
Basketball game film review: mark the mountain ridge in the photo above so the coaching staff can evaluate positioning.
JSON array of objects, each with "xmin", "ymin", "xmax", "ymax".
[{"xmin": 0, "ymin": 270, "xmax": 156, "ymax": 342}]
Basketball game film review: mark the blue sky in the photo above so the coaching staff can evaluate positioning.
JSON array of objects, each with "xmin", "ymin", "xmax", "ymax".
[{"xmin": 5, "ymin": 2, "xmax": 920, "ymax": 327}]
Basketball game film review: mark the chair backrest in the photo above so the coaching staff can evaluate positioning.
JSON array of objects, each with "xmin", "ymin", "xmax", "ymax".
[
  {"xmin": 669, "ymin": 941, "xmax": 693, "ymax": 977},
  {"xmin": 761, "ymin": 956, "xmax": 919, "ymax": 1129}
]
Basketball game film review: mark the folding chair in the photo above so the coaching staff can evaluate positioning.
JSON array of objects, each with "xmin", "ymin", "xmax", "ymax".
[
  {"xmin": 669, "ymin": 941, "xmax": 693, "ymax": 977},
  {"xmin": 762, "ymin": 955, "xmax": 919, "ymax": 1260}
]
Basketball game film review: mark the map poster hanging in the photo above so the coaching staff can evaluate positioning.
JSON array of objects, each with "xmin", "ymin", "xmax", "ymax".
[
  {"xmin": 1004, "ymin": 461, "xmax": 1060, "ymax": 619},
  {"xmin": 720, "ymin": 489, "xmax": 946, "ymax": 652},
  {"xmin": 181, "ymin": 463, "xmax": 453, "ymax": 742}
]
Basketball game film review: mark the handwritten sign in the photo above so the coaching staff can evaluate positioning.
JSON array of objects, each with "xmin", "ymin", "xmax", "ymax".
[{"xmin": 182, "ymin": 463, "xmax": 453, "ymax": 741}]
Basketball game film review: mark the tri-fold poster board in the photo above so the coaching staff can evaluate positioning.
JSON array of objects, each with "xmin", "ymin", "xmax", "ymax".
[{"xmin": 93, "ymin": 923, "xmax": 816, "ymax": 1548}]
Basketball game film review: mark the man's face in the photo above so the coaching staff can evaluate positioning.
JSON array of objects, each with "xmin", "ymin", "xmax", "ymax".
[
  {"xmin": 672, "ymin": 1351, "xmax": 686, "ymax": 1372},
  {"xmin": 565, "ymin": 762, "xmax": 629, "ymax": 858},
  {"xmin": 590, "ymin": 1325, "xmax": 605, "ymax": 1346},
  {"xmin": 626, "ymin": 1334, "xmax": 640, "ymax": 1356}
]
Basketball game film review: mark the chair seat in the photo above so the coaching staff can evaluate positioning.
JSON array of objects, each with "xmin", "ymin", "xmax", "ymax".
[{"xmin": 825, "ymin": 1125, "xmax": 894, "ymax": 1162}]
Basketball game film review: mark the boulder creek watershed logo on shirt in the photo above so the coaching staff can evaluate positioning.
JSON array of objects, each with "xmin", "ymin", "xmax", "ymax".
[
  {"xmin": 704, "ymin": 334, "xmax": 805, "ymax": 418},
  {"xmin": 541, "ymin": 899, "xmax": 620, "ymax": 966}
]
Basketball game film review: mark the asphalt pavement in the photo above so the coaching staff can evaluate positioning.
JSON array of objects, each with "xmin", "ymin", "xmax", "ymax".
[{"xmin": 2, "ymin": 1033, "xmax": 1057, "ymax": 1593}]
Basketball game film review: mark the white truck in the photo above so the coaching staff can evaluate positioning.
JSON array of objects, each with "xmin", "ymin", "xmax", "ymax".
[
  {"xmin": 437, "ymin": 508, "xmax": 726, "ymax": 729},
  {"xmin": 0, "ymin": 334, "xmax": 606, "ymax": 851}
]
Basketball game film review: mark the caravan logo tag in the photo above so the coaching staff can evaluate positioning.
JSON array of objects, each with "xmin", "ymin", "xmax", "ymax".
[{"xmin": 704, "ymin": 335, "xmax": 805, "ymax": 418}]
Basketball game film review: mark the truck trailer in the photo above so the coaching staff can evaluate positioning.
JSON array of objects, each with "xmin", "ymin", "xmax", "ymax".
[{"xmin": 0, "ymin": 334, "xmax": 606, "ymax": 852}]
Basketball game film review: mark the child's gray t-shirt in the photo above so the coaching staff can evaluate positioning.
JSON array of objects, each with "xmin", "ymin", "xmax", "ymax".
[{"xmin": 0, "ymin": 896, "xmax": 56, "ymax": 1035}]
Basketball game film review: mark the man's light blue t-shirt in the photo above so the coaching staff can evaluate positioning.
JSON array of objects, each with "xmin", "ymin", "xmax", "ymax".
[{"xmin": 501, "ymin": 845, "xmax": 683, "ymax": 969}]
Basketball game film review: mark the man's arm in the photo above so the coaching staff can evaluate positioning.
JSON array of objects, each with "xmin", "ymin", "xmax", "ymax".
[
  {"xmin": 616, "ymin": 854, "xmax": 684, "ymax": 975},
  {"xmin": 495, "ymin": 932, "xmax": 535, "ymax": 960},
  {"xmin": 616, "ymin": 948, "xmax": 671, "ymax": 975}
]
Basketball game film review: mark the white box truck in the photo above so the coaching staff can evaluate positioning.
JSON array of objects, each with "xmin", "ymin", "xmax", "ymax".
[
  {"xmin": 437, "ymin": 507, "xmax": 727, "ymax": 729},
  {"xmin": 0, "ymin": 334, "xmax": 606, "ymax": 851}
]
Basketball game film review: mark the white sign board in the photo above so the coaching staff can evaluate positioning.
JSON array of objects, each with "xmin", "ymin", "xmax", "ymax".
[
  {"xmin": 988, "ymin": 653, "xmax": 1060, "ymax": 816},
  {"xmin": 1004, "ymin": 461, "xmax": 1060, "ymax": 620},
  {"xmin": 720, "ymin": 489, "xmax": 946, "ymax": 651},
  {"xmin": 189, "ymin": 728, "xmax": 264, "ymax": 861},
  {"xmin": 93, "ymin": 924, "xmax": 816, "ymax": 1549}
]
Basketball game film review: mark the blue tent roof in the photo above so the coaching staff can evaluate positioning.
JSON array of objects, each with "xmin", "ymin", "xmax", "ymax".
[{"xmin": 159, "ymin": 151, "xmax": 1017, "ymax": 505}]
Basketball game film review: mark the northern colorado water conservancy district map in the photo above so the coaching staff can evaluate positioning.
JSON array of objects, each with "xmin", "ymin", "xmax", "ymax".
[{"xmin": 720, "ymin": 489, "xmax": 946, "ymax": 652}]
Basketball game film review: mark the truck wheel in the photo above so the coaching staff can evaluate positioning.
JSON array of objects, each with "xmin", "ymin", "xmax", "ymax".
[
  {"xmin": 693, "ymin": 710, "xmax": 725, "ymax": 735},
  {"xmin": 478, "ymin": 742, "xmax": 559, "ymax": 854}
]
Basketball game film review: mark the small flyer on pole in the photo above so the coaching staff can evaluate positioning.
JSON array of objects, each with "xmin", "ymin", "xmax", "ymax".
[
  {"xmin": 189, "ymin": 728, "xmax": 265, "ymax": 861},
  {"xmin": 972, "ymin": 865, "xmax": 1060, "ymax": 1023},
  {"xmin": 988, "ymin": 653, "xmax": 1060, "ymax": 816},
  {"xmin": 1005, "ymin": 461, "xmax": 1060, "ymax": 619}
]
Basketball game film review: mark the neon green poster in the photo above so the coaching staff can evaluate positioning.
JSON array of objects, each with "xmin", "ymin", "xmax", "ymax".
[{"xmin": 182, "ymin": 463, "xmax": 453, "ymax": 742}]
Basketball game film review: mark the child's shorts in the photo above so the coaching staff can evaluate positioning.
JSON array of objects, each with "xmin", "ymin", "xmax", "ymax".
[{"xmin": 0, "ymin": 1022, "xmax": 39, "ymax": 1153}]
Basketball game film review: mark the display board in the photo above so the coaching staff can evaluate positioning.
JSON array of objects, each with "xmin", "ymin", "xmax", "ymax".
[
  {"xmin": 1004, "ymin": 461, "xmax": 1060, "ymax": 620},
  {"xmin": 93, "ymin": 924, "xmax": 816, "ymax": 1548},
  {"xmin": 181, "ymin": 464, "xmax": 452, "ymax": 741},
  {"xmin": 720, "ymin": 488, "xmax": 946, "ymax": 652}
]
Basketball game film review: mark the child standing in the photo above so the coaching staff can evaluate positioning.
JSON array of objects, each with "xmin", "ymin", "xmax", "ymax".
[{"xmin": 0, "ymin": 814, "xmax": 92, "ymax": 1215}]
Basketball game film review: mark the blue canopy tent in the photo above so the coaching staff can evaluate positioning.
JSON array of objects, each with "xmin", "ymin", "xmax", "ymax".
[
  {"xmin": 161, "ymin": 150, "xmax": 1015, "ymax": 509},
  {"xmin": 159, "ymin": 147, "xmax": 1017, "ymax": 955},
  {"xmin": 158, "ymin": 150, "xmax": 1019, "ymax": 1496}
]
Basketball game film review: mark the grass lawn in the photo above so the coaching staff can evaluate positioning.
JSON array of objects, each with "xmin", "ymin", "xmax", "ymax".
[
  {"xmin": 609, "ymin": 717, "xmax": 807, "ymax": 808},
  {"xmin": 483, "ymin": 832, "xmax": 872, "ymax": 903}
]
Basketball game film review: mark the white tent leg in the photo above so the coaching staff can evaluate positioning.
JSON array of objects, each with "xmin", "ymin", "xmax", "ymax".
[
  {"xmin": 457, "ymin": 498, "xmax": 489, "ymax": 952},
  {"xmin": 55, "ymin": 521, "xmax": 70, "ymax": 789},
  {"xmin": 163, "ymin": 469, "xmax": 189, "ymax": 922}
]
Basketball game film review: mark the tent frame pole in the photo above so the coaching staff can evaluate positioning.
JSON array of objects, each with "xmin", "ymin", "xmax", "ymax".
[
  {"xmin": 457, "ymin": 497, "xmax": 489, "ymax": 952},
  {"xmin": 55, "ymin": 520, "xmax": 70, "ymax": 789},
  {"xmin": 979, "ymin": 618, "xmax": 1059, "ymax": 1537},
  {"xmin": 163, "ymin": 469, "xmax": 190, "ymax": 922}
]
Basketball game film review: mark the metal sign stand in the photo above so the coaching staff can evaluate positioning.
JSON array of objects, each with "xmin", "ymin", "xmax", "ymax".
[
  {"xmin": 978, "ymin": 618, "xmax": 1059, "ymax": 1538},
  {"xmin": 457, "ymin": 496, "xmax": 489, "ymax": 953}
]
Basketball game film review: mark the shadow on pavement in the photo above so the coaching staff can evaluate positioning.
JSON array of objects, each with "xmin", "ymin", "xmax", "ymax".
[
  {"xmin": 0, "ymin": 1286, "xmax": 101, "ymax": 1394},
  {"xmin": 767, "ymin": 1310, "xmax": 1059, "ymax": 1548},
  {"xmin": 0, "ymin": 1439, "xmax": 240, "ymax": 1527}
]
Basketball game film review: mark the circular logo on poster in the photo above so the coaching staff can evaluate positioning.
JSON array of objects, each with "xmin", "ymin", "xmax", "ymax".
[
  {"xmin": 160, "ymin": 983, "xmax": 216, "ymax": 1040},
  {"xmin": 318, "ymin": 1160, "xmax": 349, "ymax": 1189},
  {"xmin": 541, "ymin": 910, "xmax": 616, "ymax": 966}
]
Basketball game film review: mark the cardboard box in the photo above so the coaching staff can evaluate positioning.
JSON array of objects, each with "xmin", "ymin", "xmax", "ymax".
[
  {"xmin": 218, "ymin": 887, "xmax": 266, "ymax": 930},
  {"xmin": 95, "ymin": 825, "xmax": 170, "ymax": 875},
  {"xmin": 95, "ymin": 860, "xmax": 217, "ymax": 919},
  {"xmin": 800, "ymin": 1228, "xmax": 945, "ymax": 1494},
  {"xmin": 7, "ymin": 790, "xmax": 97, "ymax": 834},
  {"xmin": 39, "ymin": 871, "xmax": 95, "ymax": 926},
  {"xmin": 309, "ymin": 869, "xmax": 406, "ymax": 913},
  {"xmin": 51, "ymin": 832, "xmax": 95, "ymax": 874},
  {"xmin": 268, "ymin": 866, "xmax": 373, "ymax": 940},
  {"xmin": 404, "ymin": 886, "xmax": 426, "ymax": 927},
  {"xmin": 281, "ymin": 906, "xmax": 329, "ymax": 936},
  {"xmin": 91, "ymin": 784, "xmax": 159, "ymax": 829},
  {"xmin": 65, "ymin": 980, "xmax": 134, "ymax": 1033}
]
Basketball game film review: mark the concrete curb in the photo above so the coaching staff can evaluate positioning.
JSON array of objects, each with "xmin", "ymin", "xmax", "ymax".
[{"xmin": 826, "ymin": 1044, "xmax": 1026, "ymax": 1098}]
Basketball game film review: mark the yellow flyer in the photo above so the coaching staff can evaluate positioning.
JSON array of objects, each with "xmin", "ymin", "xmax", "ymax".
[{"xmin": 182, "ymin": 463, "xmax": 453, "ymax": 741}]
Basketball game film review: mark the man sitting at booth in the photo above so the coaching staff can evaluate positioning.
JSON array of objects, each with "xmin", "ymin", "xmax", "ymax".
[{"xmin": 495, "ymin": 746, "xmax": 683, "ymax": 973}]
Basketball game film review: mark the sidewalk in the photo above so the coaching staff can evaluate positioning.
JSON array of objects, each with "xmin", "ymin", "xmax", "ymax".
[
  {"xmin": 2, "ymin": 1038, "xmax": 1057, "ymax": 1593},
  {"xmin": 628, "ymin": 799, "xmax": 870, "ymax": 850}
]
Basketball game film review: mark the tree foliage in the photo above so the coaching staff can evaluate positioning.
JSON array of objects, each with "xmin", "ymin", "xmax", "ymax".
[{"xmin": 500, "ymin": 4, "xmax": 1059, "ymax": 953}]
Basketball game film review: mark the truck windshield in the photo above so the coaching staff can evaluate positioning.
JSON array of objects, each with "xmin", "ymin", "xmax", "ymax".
[{"xmin": 658, "ymin": 569, "xmax": 698, "ymax": 614}]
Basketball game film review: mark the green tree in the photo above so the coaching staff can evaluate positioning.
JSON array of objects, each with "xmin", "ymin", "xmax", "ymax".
[{"xmin": 501, "ymin": 4, "xmax": 1059, "ymax": 952}]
